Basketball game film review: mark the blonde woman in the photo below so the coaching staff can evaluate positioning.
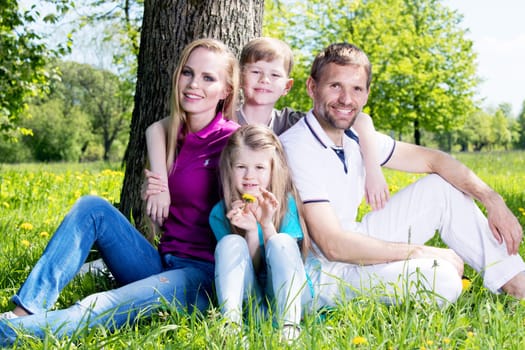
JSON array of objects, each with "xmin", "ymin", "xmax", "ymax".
[{"xmin": 0, "ymin": 38, "xmax": 240, "ymax": 346}]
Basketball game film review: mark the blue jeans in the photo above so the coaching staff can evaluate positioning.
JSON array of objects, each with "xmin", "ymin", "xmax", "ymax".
[{"xmin": 0, "ymin": 196, "xmax": 214, "ymax": 346}]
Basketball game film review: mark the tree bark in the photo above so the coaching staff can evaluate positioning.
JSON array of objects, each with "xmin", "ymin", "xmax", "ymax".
[{"xmin": 119, "ymin": 0, "xmax": 264, "ymax": 237}]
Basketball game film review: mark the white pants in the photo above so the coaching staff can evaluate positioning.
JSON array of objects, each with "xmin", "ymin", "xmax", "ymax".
[
  {"xmin": 308, "ymin": 174, "xmax": 525, "ymax": 308},
  {"xmin": 214, "ymin": 234, "xmax": 309, "ymax": 325}
]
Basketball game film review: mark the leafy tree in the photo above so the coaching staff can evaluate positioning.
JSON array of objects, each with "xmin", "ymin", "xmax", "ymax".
[
  {"xmin": 266, "ymin": 0, "xmax": 478, "ymax": 145},
  {"xmin": 0, "ymin": 0, "xmax": 71, "ymax": 139},
  {"xmin": 491, "ymin": 108, "xmax": 512, "ymax": 150},
  {"xmin": 517, "ymin": 100, "xmax": 525, "ymax": 149},
  {"xmin": 20, "ymin": 99, "xmax": 91, "ymax": 161},
  {"xmin": 119, "ymin": 0, "xmax": 265, "ymax": 235},
  {"xmin": 457, "ymin": 110, "xmax": 492, "ymax": 151},
  {"xmin": 57, "ymin": 61, "xmax": 133, "ymax": 161}
]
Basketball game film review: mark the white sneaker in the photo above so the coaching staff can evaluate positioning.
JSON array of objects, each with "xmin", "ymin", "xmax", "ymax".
[{"xmin": 0, "ymin": 311, "xmax": 18, "ymax": 320}]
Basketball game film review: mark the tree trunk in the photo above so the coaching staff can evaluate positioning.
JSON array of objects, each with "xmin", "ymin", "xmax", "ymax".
[
  {"xmin": 413, "ymin": 118, "xmax": 421, "ymax": 145},
  {"xmin": 119, "ymin": 0, "xmax": 264, "ymax": 237}
]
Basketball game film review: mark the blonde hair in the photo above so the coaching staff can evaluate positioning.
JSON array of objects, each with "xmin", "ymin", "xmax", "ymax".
[
  {"xmin": 240, "ymin": 37, "xmax": 294, "ymax": 76},
  {"xmin": 166, "ymin": 38, "xmax": 240, "ymax": 172},
  {"xmin": 219, "ymin": 124, "xmax": 310, "ymax": 257}
]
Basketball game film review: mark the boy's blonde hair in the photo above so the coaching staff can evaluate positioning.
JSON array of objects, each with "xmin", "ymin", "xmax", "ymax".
[
  {"xmin": 240, "ymin": 37, "xmax": 294, "ymax": 76},
  {"xmin": 166, "ymin": 38, "xmax": 240, "ymax": 171},
  {"xmin": 219, "ymin": 124, "xmax": 310, "ymax": 257}
]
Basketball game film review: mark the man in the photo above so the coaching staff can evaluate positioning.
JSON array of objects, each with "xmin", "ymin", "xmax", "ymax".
[{"xmin": 280, "ymin": 42, "xmax": 525, "ymax": 307}]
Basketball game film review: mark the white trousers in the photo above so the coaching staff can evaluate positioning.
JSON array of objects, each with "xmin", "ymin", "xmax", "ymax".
[
  {"xmin": 214, "ymin": 234, "xmax": 309, "ymax": 325},
  {"xmin": 308, "ymin": 174, "xmax": 525, "ymax": 308}
]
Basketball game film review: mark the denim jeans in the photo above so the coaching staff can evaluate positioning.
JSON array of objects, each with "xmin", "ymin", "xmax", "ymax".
[{"xmin": 0, "ymin": 196, "xmax": 214, "ymax": 346}]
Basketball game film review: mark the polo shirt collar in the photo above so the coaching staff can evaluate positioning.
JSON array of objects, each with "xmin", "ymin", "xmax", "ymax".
[
  {"xmin": 304, "ymin": 110, "xmax": 339, "ymax": 149},
  {"xmin": 191, "ymin": 112, "xmax": 225, "ymax": 139}
]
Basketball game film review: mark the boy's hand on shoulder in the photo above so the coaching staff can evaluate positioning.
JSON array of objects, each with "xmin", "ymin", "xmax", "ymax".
[{"xmin": 365, "ymin": 168, "xmax": 390, "ymax": 211}]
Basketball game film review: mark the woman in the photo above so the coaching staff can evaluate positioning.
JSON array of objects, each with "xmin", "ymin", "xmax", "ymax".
[{"xmin": 0, "ymin": 38, "xmax": 240, "ymax": 346}]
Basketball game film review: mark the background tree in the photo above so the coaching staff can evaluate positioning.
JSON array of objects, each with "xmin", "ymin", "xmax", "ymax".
[
  {"xmin": 64, "ymin": 62, "xmax": 133, "ymax": 161},
  {"xmin": 0, "ymin": 59, "xmax": 131, "ymax": 162},
  {"xmin": 267, "ymin": 0, "xmax": 478, "ymax": 145},
  {"xmin": 0, "ymin": 0, "xmax": 69, "ymax": 139},
  {"xmin": 491, "ymin": 105, "xmax": 512, "ymax": 150},
  {"xmin": 119, "ymin": 0, "xmax": 265, "ymax": 235},
  {"xmin": 517, "ymin": 100, "xmax": 525, "ymax": 149}
]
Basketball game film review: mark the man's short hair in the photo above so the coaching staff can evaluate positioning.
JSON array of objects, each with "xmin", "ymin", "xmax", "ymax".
[{"xmin": 310, "ymin": 43, "xmax": 372, "ymax": 89}]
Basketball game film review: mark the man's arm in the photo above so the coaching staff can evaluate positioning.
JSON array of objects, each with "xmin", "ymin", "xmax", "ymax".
[
  {"xmin": 303, "ymin": 201, "xmax": 464, "ymax": 275},
  {"xmin": 384, "ymin": 141, "xmax": 522, "ymax": 254}
]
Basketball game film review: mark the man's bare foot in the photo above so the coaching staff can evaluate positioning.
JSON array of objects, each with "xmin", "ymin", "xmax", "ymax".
[{"xmin": 502, "ymin": 272, "xmax": 525, "ymax": 299}]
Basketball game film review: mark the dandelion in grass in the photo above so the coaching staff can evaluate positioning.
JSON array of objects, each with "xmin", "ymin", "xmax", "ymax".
[
  {"xmin": 351, "ymin": 336, "xmax": 367, "ymax": 345},
  {"xmin": 21, "ymin": 239, "xmax": 31, "ymax": 248},
  {"xmin": 461, "ymin": 277, "xmax": 472, "ymax": 291},
  {"xmin": 2, "ymin": 201, "xmax": 9, "ymax": 208},
  {"xmin": 443, "ymin": 337, "xmax": 451, "ymax": 344},
  {"xmin": 20, "ymin": 222, "xmax": 33, "ymax": 230},
  {"xmin": 426, "ymin": 340, "xmax": 433, "ymax": 346},
  {"xmin": 40, "ymin": 231, "xmax": 49, "ymax": 238},
  {"xmin": 467, "ymin": 331, "xmax": 474, "ymax": 338}
]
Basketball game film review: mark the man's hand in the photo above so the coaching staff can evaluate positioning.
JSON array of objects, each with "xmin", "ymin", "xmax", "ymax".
[
  {"xmin": 485, "ymin": 193, "xmax": 523, "ymax": 255},
  {"xmin": 411, "ymin": 245, "xmax": 464, "ymax": 277}
]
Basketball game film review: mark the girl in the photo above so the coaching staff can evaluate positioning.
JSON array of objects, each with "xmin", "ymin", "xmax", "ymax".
[
  {"xmin": 210, "ymin": 124, "xmax": 311, "ymax": 341},
  {"xmin": 0, "ymin": 38, "xmax": 240, "ymax": 346}
]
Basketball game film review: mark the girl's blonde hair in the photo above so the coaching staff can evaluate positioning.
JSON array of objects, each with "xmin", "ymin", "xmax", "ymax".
[
  {"xmin": 166, "ymin": 38, "xmax": 240, "ymax": 172},
  {"xmin": 219, "ymin": 124, "xmax": 310, "ymax": 257}
]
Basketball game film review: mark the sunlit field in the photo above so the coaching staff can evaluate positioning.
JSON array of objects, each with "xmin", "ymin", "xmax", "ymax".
[{"xmin": 1, "ymin": 152, "xmax": 525, "ymax": 349}]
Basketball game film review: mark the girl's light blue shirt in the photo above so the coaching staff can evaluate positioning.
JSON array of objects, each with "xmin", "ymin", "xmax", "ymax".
[{"xmin": 209, "ymin": 194, "xmax": 303, "ymax": 245}]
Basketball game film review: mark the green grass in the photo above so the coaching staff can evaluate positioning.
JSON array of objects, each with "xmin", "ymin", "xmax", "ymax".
[{"xmin": 1, "ymin": 153, "xmax": 525, "ymax": 349}]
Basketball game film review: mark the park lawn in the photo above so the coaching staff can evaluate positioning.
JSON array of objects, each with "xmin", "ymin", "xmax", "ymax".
[{"xmin": 1, "ymin": 152, "xmax": 525, "ymax": 349}]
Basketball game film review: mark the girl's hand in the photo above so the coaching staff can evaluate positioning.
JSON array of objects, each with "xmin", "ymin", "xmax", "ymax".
[
  {"xmin": 226, "ymin": 200, "xmax": 257, "ymax": 232},
  {"xmin": 251, "ymin": 188, "xmax": 279, "ymax": 227}
]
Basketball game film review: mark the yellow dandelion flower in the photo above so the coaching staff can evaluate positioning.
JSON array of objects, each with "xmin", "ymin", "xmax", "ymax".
[
  {"xmin": 40, "ymin": 231, "xmax": 49, "ymax": 238},
  {"xmin": 443, "ymin": 337, "xmax": 451, "ymax": 344},
  {"xmin": 419, "ymin": 346, "xmax": 426, "ymax": 350},
  {"xmin": 462, "ymin": 277, "xmax": 472, "ymax": 291},
  {"xmin": 426, "ymin": 340, "xmax": 433, "ymax": 345},
  {"xmin": 352, "ymin": 336, "xmax": 368, "ymax": 345},
  {"xmin": 242, "ymin": 193, "xmax": 256, "ymax": 203},
  {"xmin": 2, "ymin": 202, "xmax": 9, "ymax": 208},
  {"xmin": 467, "ymin": 331, "xmax": 474, "ymax": 338},
  {"xmin": 20, "ymin": 222, "xmax": 34, "ymax": 230},
  {"xmin": 21, "ymin": 239, "xmax": 31, "ymax": 247}
]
